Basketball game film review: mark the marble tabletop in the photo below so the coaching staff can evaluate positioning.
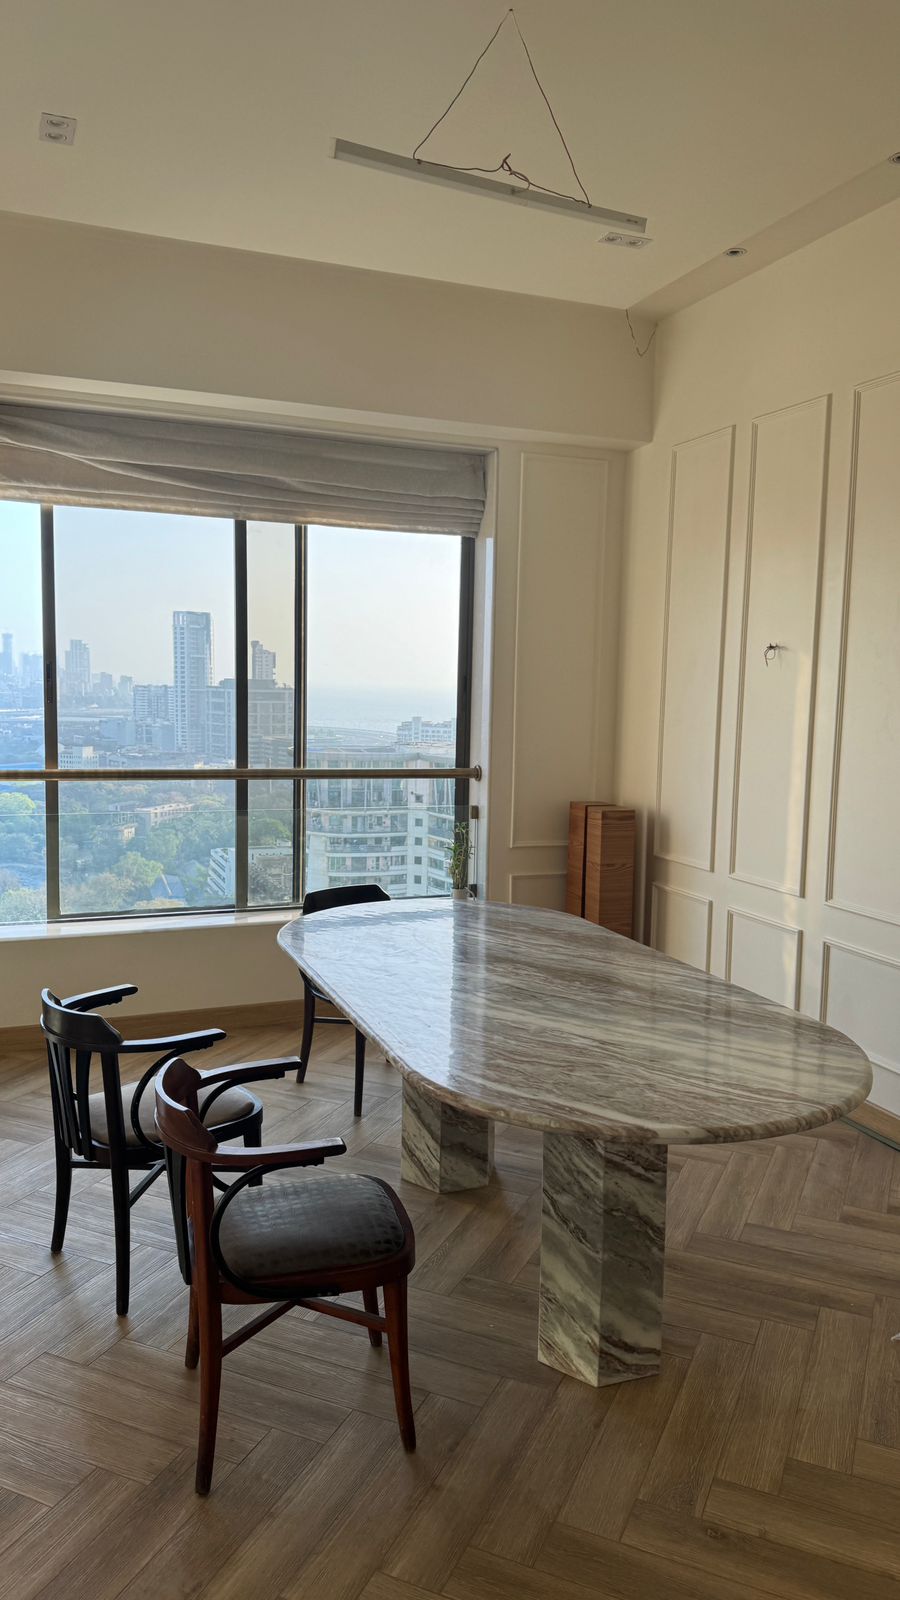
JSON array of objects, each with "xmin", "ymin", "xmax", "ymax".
[{"xmin": 277, "ymin": 898, "xmax": 872, "ymax": 1145}]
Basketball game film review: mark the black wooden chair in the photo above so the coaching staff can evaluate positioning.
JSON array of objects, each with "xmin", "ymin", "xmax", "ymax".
[
  {"xmin": 295, "ymin": 884, "xmax": 390, "ymax": 1116},
  {"xmin": 156, "ymin": 1054, "xmax": 416, "ymax": 1494},
  {"xmin": 40, "ymin": 984, "xmax": 266, "ymax": 1316}
]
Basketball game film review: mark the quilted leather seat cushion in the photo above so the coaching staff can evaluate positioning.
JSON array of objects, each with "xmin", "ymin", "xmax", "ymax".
[
  {"xmin": 216, "ymin": 1169, "xmax": 405, "ymax": 1281},
  {"xmin": 90, "ymin": 1079, "xmax": 255, "ymax": 1146}
]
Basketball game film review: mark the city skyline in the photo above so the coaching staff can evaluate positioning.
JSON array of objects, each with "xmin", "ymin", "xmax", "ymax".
[
  {"xmin": 0, "ymin": 504, "xmax": 461, "ymax": 715},
  {"xmin": 1, "ymin": 603, "xmax": 457, "ymax": 765}
]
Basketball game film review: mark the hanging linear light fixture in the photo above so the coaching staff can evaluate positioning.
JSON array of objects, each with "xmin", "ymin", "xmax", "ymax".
[{"xmin": 333, "ymin": 8, "xmax": 648, "ymax": 236}]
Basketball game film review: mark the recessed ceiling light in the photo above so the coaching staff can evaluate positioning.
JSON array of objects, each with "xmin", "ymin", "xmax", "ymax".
[
  {"xmin": 890, "ymin": 152, "xmax": 900, "ymax": 164},
  {"xmin": 598, "ymin": 232, "xmax": 653, "ymax": 249},
  {"xmin": 39, "ymin": 111, "xmax": 77, "ymax": 145},
  {"xmin": 723, "ymin": 246, "xmax": 747, "ymax": 257}
]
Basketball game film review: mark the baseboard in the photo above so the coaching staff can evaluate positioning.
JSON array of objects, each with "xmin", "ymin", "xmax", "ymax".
[
  {"xmin": 0, "ymin": 996, "xmax": 342, "ymax": 1053},
  {"xmin": 845, "ymin": 1098, "xmax": 900, "ymax": 1143}
]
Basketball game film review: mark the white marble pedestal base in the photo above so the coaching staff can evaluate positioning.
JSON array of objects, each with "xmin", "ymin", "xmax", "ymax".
[
  {"xmin": 539, "ymin": 1134, "xmax": 668, "ymax": 1387},
  {"xmin": 400, "ymin": 1079, "xmax": 494, "ymax": 1193}
]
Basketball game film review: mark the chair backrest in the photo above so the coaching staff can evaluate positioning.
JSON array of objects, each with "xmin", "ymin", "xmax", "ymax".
[
  {"xmin": 301, "ymin": 883, "xmax": 391, "ymax": 917},
  {"xmin": 40, "ymin": 989, "xmax": 126, "ymax": 1157},
  {"xmin": 155, "ymin": 1057, "xmax": 222, "ymax": 1287}
]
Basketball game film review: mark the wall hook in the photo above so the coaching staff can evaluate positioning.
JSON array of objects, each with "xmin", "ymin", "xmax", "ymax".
[{"xmin": 764, "ymin": 642, "xmax": 782, "ymax": 667}]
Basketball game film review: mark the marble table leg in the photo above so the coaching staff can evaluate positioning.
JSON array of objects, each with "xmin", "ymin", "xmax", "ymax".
[
  {"xmin": 539, "ymin": 1133, "xmax": 667, "ymax": 1387},
  {"xmin": 400, "ymin": 1078, "xmax": 494, "ymax": 1193}
]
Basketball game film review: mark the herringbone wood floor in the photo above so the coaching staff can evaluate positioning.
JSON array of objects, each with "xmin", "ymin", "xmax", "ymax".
[{"xmin": 0, "ymin": 1021, "xmax": 899, "ymax": 1598}]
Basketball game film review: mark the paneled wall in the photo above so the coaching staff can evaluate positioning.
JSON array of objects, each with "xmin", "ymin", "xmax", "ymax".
[
  {"xmin": 487, "ymin": 447, "xmax": 623, "ymax": 910},
  {"xmin": 617, "ymin": 196, "xmax": 900, "ymax": 1111}
]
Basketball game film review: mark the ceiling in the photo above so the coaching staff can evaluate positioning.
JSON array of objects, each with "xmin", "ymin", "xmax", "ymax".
[{"xmin": 2, "ymin": 0, "xmax": 900, "ymax": 314}]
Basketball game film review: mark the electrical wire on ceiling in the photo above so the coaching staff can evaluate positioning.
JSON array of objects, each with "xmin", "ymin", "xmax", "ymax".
[
  {"xmin": 625, "ymin": 309, "xmax": 657, "ymax": 359},
  {"xmin": 412, "ymin": 7, "xmax": 592, "ymax": 209},
  {"xmin": 412, "ymin": 8, "xmax": 654, "ymax": 359}
]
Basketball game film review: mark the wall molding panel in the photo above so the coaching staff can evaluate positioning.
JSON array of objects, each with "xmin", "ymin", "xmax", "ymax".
[
  {"xmin": 508, "ymin": 870, "xmax": 568, "ymax": 911},
  {"xmin": 651, "ymin": 884, "xmax": 713, "ymax": 972},
  {"xmin": 617, "ymin": 208, "xmax": 900, "ymax": 1109},
  {"xmin": 821, "ymin": 939, "xmax": 900, "ymax": 1075},
  {"xmin": 730, "ymin": 396, "xmax": 829, "ymax": 897},
  {"xmin": 509, "ymin": 452, "xmax": 609, "ymax": 850},
  {"xmin": 827, "ymin": 371, "xmax": 900, "ymax": 930},
  {"xmin": 725, "ymin": 909, "xmax": 802, "ymax": 1010},
  {"xmin": 655, "ymin": 427, "xmax": 734, "ymax": 872}
]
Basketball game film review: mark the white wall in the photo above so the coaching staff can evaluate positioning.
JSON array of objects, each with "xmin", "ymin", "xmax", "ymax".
[
  {"xmin": 0, "ymin": 211, "xmax": 651, "ymax": 447},
  {"xmin": 0, "ymin": 212, "xmax": 636, "ymax": 1026},
  {"xmin": 616, "ymin": 195, "xmax": 900, "ymax": 1111}
]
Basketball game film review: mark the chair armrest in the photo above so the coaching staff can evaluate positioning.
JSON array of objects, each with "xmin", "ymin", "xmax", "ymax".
[
  {"xmin": 118, "ymin": 1028, "xmax": 227, "ymax": 1055},
  {"xmin": 195, "ymin": 1058, "xmax": 300, "ymax": 1086},
  {"xmin": 62, "ymin": 983, "xmax": 138, "ymax": 1013},
  {"xmin": 209, "ymin": 1136, "xmax": 347, "ymax": 1170}
]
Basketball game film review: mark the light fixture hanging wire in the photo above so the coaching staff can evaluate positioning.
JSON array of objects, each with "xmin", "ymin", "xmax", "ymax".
[
  {"xmin": 412, "ymin": 7, "xmax": 592, "ymax": 209},
  {"xmin": 625, "ymin": 308, "xmax": 657, "ymax": 359}
]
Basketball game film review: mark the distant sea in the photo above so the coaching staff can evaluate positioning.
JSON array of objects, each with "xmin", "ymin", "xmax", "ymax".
[{"xmin": 306, "ymin": 687, "xmax": 455, "ymax": 732}]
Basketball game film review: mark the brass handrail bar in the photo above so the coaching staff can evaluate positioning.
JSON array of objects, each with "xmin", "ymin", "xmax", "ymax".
[{"xmin": 0, "ymin": 765, "xmax": 482, "ymax": 784}]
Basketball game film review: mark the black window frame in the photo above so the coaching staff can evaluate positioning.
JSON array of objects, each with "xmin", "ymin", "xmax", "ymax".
[{"xmin": 0, "ymin": 508, "xmax": 476, "ymax": 925}]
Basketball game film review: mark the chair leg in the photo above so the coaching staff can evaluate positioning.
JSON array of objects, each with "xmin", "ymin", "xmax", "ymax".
[
  {"xmin": 383, "ymin": 1278, "xmax": 416, "ymax": 1451},
  {"xmin": 185, "ymin": 1285, "xmax": 200, "ymax": 1369},
  {"xmin": 245, "ymin": 1113, "xmax": 264, "ymax": 1186},
  {"xmin": 50, "ymin": 1138, "xmax": 72, "ymax": 1254},
  {"xmin": 109, "ymin": 1160, "xmax": 131, "ymax": 1317},
  {"xmin": 296, "ymin": 980, "xmax": 316, "ymax": 1084},
  {"xmin": 354, "ymin": 1030, "xmax": 366, "ymax": 1118},
  {"xmin": 195, "ymin": 1292, "xmax": 223, "ymax": 1495},
  {"xmin": 363, "ymin": 1286, "xmax": 382, "ymax": 1347}
]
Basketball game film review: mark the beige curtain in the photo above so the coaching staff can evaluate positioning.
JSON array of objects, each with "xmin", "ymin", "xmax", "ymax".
[{"xmin": 0, "ymin": 405, "xmax": 486, "ymax": 535}]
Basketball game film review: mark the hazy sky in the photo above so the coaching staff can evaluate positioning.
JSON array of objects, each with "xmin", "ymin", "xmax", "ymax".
[{"xmin": 1, "ymin": 503, "xmax": 461, "ymax": 723}]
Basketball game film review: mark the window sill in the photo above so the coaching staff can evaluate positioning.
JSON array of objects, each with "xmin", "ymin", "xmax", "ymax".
[{"xmin": 0, "ymin": 908, "xmax": 297, "ymax": 944}]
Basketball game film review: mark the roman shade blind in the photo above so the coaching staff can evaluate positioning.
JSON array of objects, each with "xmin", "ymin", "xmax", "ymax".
[{"xmin": 0, "ymin": 405, "xmax": 486, "ymax": 535}]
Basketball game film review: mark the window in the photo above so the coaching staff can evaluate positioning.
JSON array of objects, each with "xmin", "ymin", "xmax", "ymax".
[{"xmin": 0, "ymin": 505, "xmax": 473, "ymax": 925}]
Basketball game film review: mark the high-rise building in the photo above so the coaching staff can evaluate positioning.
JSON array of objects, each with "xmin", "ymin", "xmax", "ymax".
[
  {"xmin": 173, "ymin": 611, "xmax": 213, "ymax": 753},
  {"xmin": 305, "ymin": 755, "xmax": 454, "ymax": 897},
  {"xmin": 0, "ymin": 634, "xmax": 13, "ymax": 680},
  {"xmin": 20, "ymin": 653, "xmax": 42, "ymax": 687},
  {"xmin": 205, "ymin": 678, "xmax": 236, "ymax": 763},
  {"xmin": 63, "ymin": 639, "xmax": 92, "ymax": 699},
  {"xmin": 248, "ymin": 682, "xmax": 294, "ymax": 766},
  {"xmin": 250, "ymin": 640, "xmax": 276, "ymax": 682},
  {"xmin": 133, "ymin": 683, "xmax": 173, "ymax": 723},
  {"xmin": 396, "ymin": 715, "xmax": 456, "ymax": 748}
]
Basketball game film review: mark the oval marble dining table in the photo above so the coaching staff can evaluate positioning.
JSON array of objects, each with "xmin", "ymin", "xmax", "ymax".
[{"xmin": 277, "ymin": 898, "xmax": 872, "ymax": 1388}]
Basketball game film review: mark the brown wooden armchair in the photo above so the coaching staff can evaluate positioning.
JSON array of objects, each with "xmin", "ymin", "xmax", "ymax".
[
  {"xmin": 155, "ymin": 1054, "xmax": 416, "ymax": 1494},
  {"xmin": 40, "ymin": 984, "xmax": 265, "ymax": 1317}
]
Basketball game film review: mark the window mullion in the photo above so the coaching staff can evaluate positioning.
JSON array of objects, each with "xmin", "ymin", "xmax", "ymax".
[
  {"xmin": 234, "ymin": 520, "xmax": 249, "ymax": 910},
  {"xmin": 292, "ymin": 524, "xmax": 307, "ymax": 905},
  {"xmin": 454, "ymin": 536, "xmax": 475, "ymax": 842},
  {"xmin": 40, "ymin": 506, "xmax": 61, "ymax": 920}
]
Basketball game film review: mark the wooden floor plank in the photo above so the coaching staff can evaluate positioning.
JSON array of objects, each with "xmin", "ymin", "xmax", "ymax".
[
  {"xmin": 560, "ymin": 1355, "xmax": 687, "ymax": 1539},
  {"xmin": 383, "ymin": 1380, "xmax": 549, "ymax": 1591},
  {"xmin": 705, "ymin": 1476, "xmax": 900, "ymax": 1582},
  {"xmin": 535, "ymin": 1522, "xmax": 770, "ymax": 1600},
  {"xmin": 282, "ymin": 1394, "xmax": 475, "ymax": 1600},
  {"xmin": 747, "ymin": 1142, "xmax": 816, "ymax": 1231},
  {"xmin": 624, "ymin": 1497, "xmax": 899, "ymax": 1600},
  {"xmin": 791, "ymin": 1308, "xmax": 870, "ymax": 1472},
  {"xmin": 637, "ymin": 1334, "xmax": 751, "ymax": 1514},
  {"xmin": 114, "ymin": 1431, "xmax": 319, "ymax": 1600},
  {"xmin": 717, "ymin": 1320, "xmax": 812, "ymax": 1492},
  {"xmin": 665, "ymin": 1158, "xmax": 725, "ymax": 1249},
  {"xmin": 194, "ymin": 1412, "xmax": 395, "ymax": 1600},
  {"xmin": 859, "ymin": 1295, "xmax": 900, "ymax": 1448},
  {"xmin": 696, "ymin": 1149, "xmax": 772, "ymax": 1240},
  {"xmin": 472, "ymin": 1376, "xmax": 614, "ymax": 1565}
]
